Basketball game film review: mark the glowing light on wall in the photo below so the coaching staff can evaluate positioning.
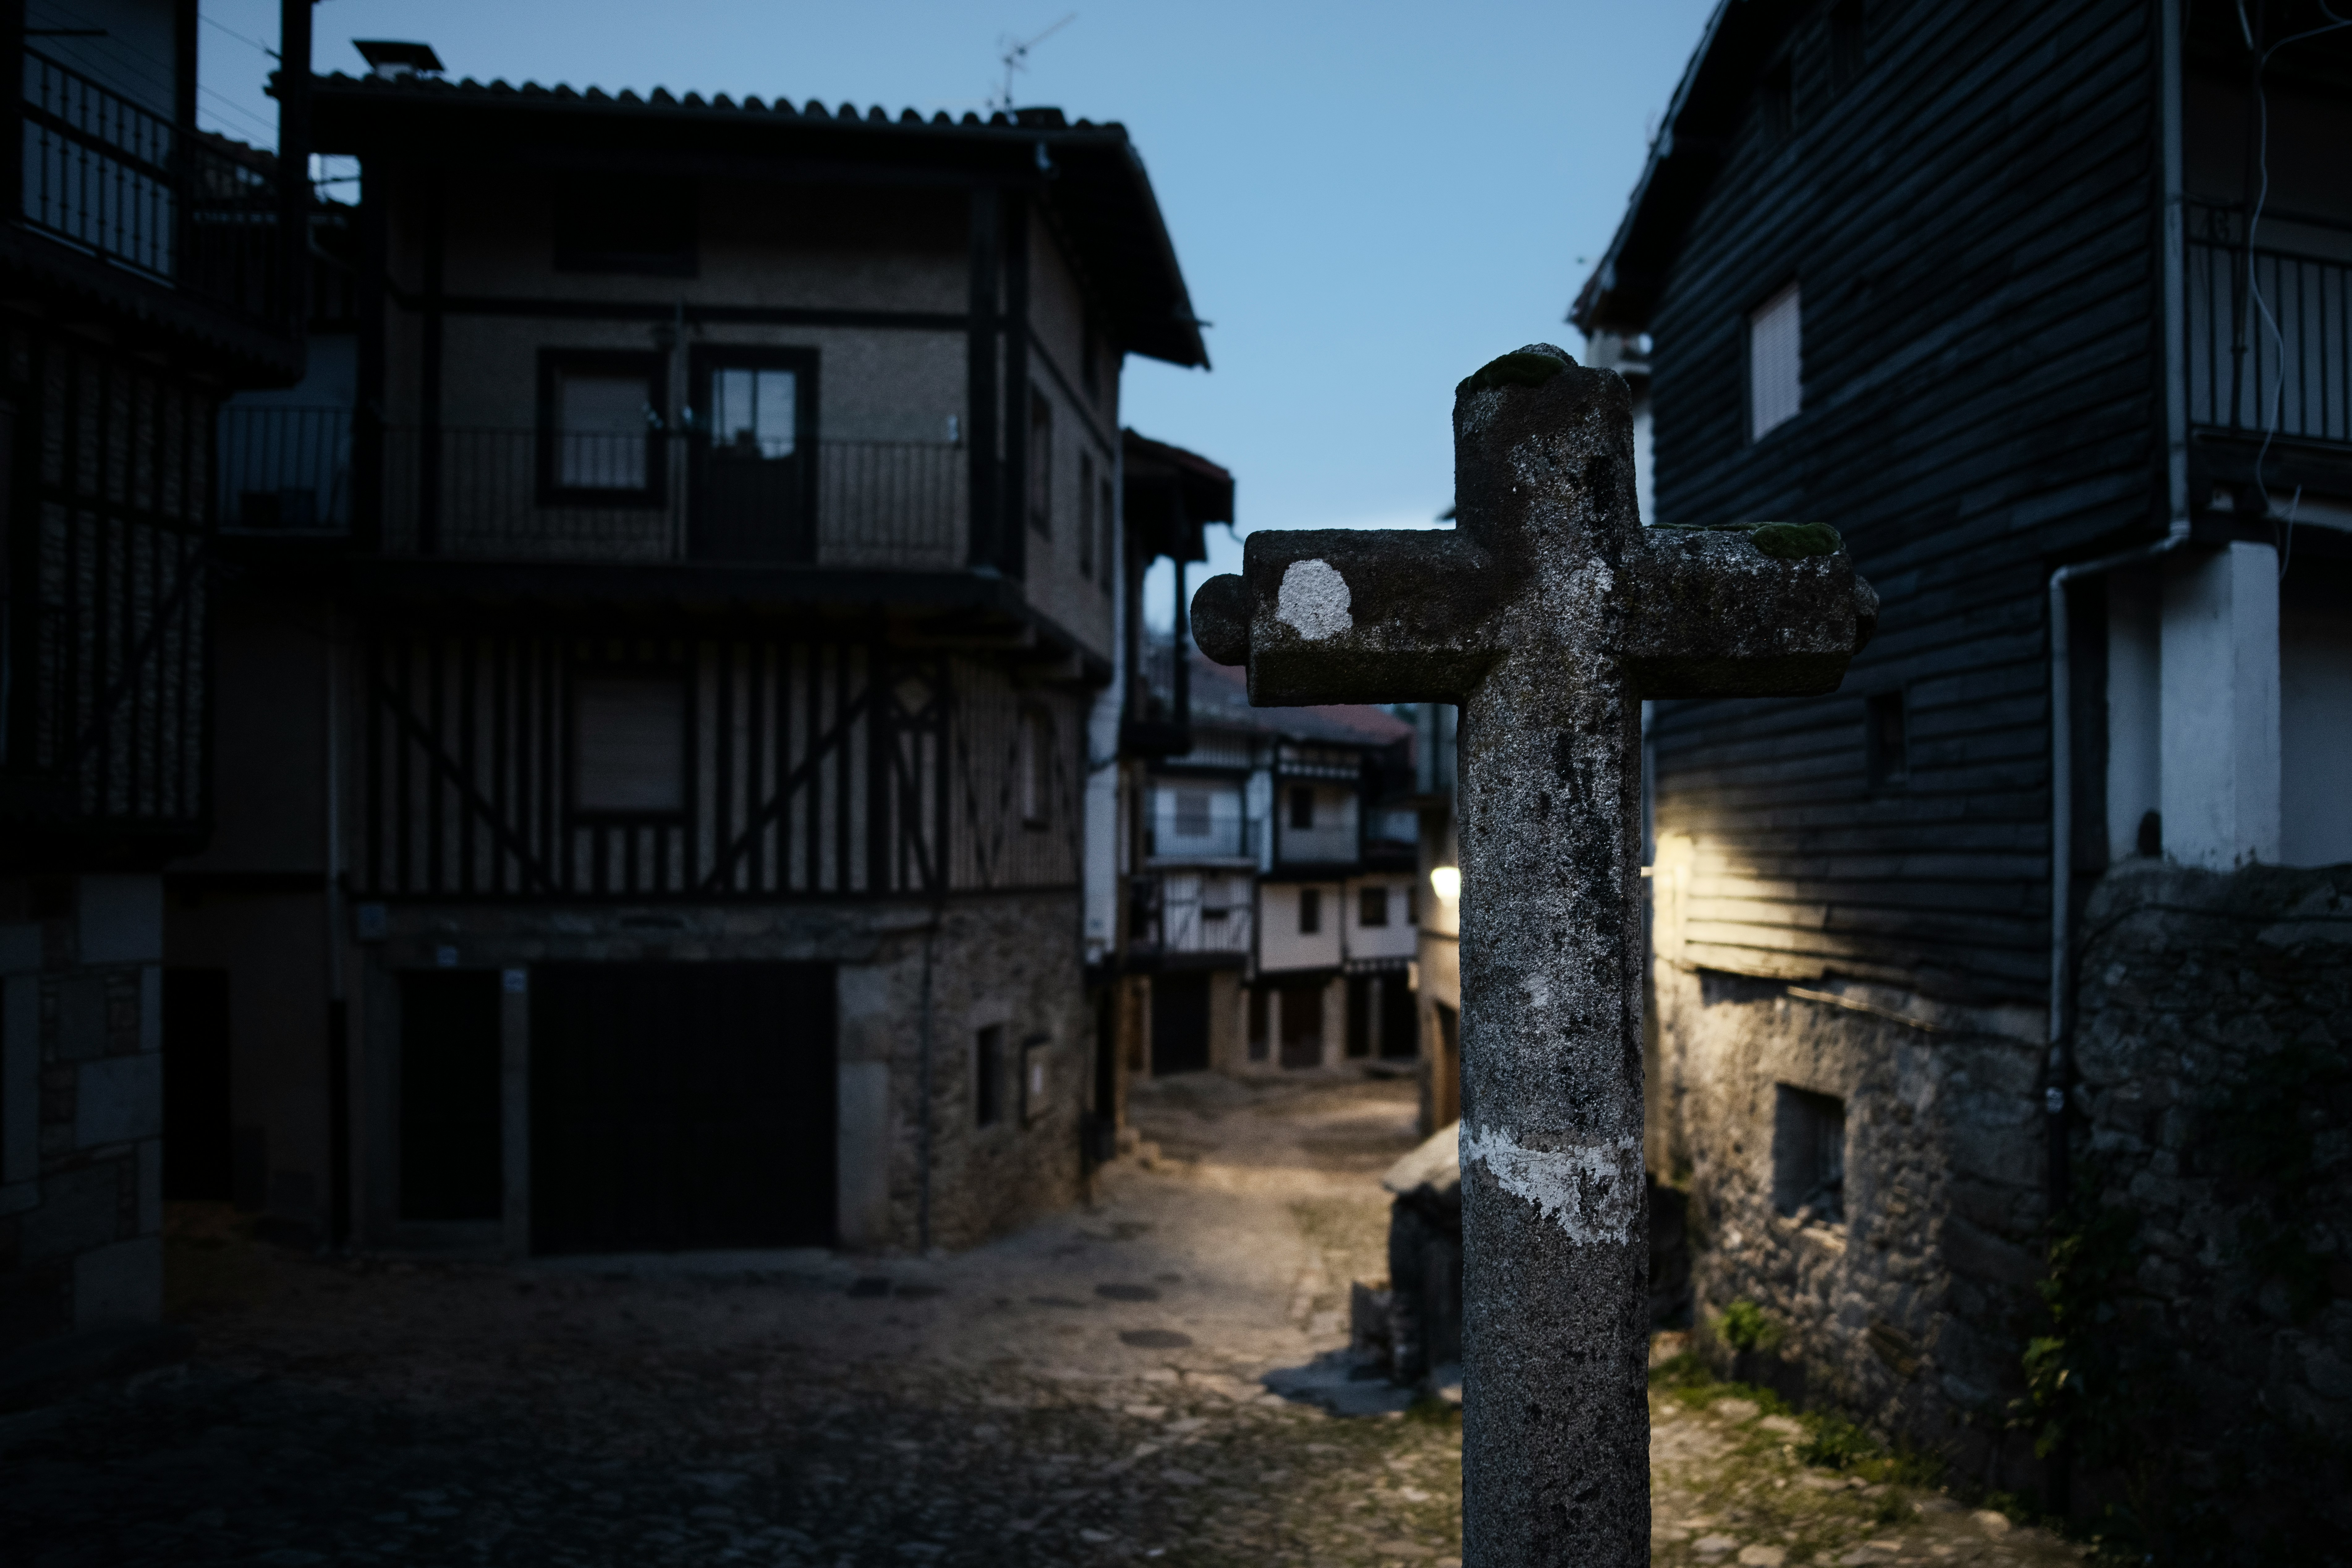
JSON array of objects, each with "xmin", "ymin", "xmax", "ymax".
[{"xmin": 1430, "ymin": 865, "xmax": 1461, "ymax": 902}]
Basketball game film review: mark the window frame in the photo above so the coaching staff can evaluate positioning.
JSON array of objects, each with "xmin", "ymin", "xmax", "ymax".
[
  {"xmin": 1744, "ymin": 279, "xmax": 1803, "ymax": 444},
  {"xmin": 1018, "ymin": 706, "xmax": 1055, "ymax": 829},
  {"xmin": 565, "ymin": 657, "xmax": 694, "ymax": 826},
  {"xmin": 537, "ymin": 349, "xmax": 669, "ymax": 508}
]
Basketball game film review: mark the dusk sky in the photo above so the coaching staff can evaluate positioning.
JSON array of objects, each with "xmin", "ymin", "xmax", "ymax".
[{"xmin": 191, "ymin": 0, "xmax": 1716, "ymax": 612}]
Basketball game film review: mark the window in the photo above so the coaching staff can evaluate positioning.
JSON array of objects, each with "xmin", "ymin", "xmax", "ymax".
[
  {"xmin": 1866, "ymin": 689, "xmax": 1908, "ymax": 787},
  {"xmin": 540, "ymin": 351, "xmax": 664, "ymax": 501},
  {"xmin": 1298, "ymin": 886, "xmax": 1322, "ymax": 935},
  {"xmin": 1289, "ymin": 786, "xmax": 1315, "ymax": 831},
  {"xmin": 1773, "ymin": 1086, "xmax": 1846, "ymax": 1224},
  {"xmin": 710, "ymin": 367, "xmax": 797, "ymax": 458},
  {"xmin": 1173, "ymin": 787, "xmax": 1212, "ymax": 839},
  {"xmin": 1099, "ymin": 476, "xmax": 1117, "ymax": 596},
  {"xmin": 1831, "ymin": 0, "xmax": 1867, "ymax": 91},
  {"xmin": 1029, "ymin": 391, "xmax": 1054, "ymax": 537},
  {"xmin": 1748, "ymin": 282, "xmax": 1802, "ymax": 441},
  {"xmin": 1019, "ymin": 709, "xmax": 1053, "ymax": 827},
  {"xmin": 1359, "ymin": 886, "xmax": 1390, "ymax": 927},
  {"xmin": 553, "ymin": 175, "xmax": 696, "ymax": 275},
  {"xmin": 975, "ymin": 1025, "xmax": 1005, "ymax": 1127},
  {"xmin": 1078, "ymin": 453, "xmax": 1097, "ymax": 580},
  {"xmin": 571, "ymin": 674, "xmax": 687, "ymax": 816}
]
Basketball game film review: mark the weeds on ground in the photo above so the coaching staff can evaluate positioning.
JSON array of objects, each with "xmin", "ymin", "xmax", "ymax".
[{"xmin": 1648, "ymin": 1351, "xmax": 1946, "ymax": 1494}]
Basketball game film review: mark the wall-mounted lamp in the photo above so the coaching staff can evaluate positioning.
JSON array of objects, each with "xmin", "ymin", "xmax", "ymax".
[{"xmin": 1430, "ymin": 865, "xmax": 1461, "ymax": 902}]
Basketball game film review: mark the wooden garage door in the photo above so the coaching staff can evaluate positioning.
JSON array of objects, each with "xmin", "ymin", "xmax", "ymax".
[{"xmin": 529, "ymin": 962, "xmax": 837, "ymax": 1254}]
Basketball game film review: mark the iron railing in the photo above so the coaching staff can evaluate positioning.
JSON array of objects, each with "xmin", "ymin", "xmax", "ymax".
[
  {"xmin": 349, "ymin": 427, "xmax": 966, "ymax": 566},
  {"xmin": 2185, "ymin": 202, "xmax": 2352, "ymax": 448},
  {"xmin": 216, "ymin": 414, "xmax": 972, "ymax": 564},
  {"xmin": 1127, "ymin": 871, "xmax": 1256, "ymax": 960},
  {"xmin": 19, "ymin": 49, "xmax": 284, "ymax": 323},
  {"xmin": 219, "ymin": 405, "xmax": 351, "ymax": 529}
]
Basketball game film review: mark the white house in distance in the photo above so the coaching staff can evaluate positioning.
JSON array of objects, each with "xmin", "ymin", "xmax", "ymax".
[{"xmin": 1123, "ymin": 649, "xmax": 1419, "ymax": 1079}]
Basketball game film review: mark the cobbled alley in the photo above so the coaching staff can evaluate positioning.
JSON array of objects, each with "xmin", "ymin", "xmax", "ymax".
[{"xmin": 1, "ymin": 1077, "xmax": 2082, "ymax": 1566}]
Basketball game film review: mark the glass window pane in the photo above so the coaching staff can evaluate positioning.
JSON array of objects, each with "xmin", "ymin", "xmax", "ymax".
[
  {"xmin": 556, "ymin": 372, "xmax": 647, "ymax": 489},
  {"xmin": 715, "ymin": 368, "xmax": 796, "ymax": 458},
  {"xmin": 754, "ymin": 370, "xmax": 796, "ymax": 457}
]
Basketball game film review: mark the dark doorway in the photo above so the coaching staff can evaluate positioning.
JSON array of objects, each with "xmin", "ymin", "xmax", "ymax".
[
  {"xmin": 690, "ymin": 349, "xmax": 816, "ymax": 561},
  {"xmin": 162, "ymin": 968, "xmax": 233, "ymax": 1200},
  {"xmin": 1150, "ymin": 972, "xmax": 1211, "ymax": 1076},
  {"xmin": 530, "ymin": 962, "xmax": 836, "ymax": 1254},
  {"xmin": 1346, "ymin": 975, "xmax": 1373, "ymax": 1059},
  {"xmin": 1278, "ymin": 979, "xmax": 1325, "ymax": 1069},
  {"xmin": 1380, "ymin": 973, "xmax": 1419, "ymax": 1060},
  {"xmin": 399, "ymin": 970, "xmax": 503, "ymax": 1222}
]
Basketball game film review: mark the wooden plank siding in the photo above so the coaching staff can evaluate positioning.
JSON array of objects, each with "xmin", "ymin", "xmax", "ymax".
[
  {"xmin": 1645, "ymin": 0, "xmax": 2160, "ymax": 1007},
  {"xmin": 359, "ymin": 633, "xmax": 1082, "ymax": 900}
]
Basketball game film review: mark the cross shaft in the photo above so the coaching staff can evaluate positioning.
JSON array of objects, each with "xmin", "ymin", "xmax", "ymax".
[{"xmin": 1191, "ymin": 346, "xmax": 1876, "ymax": 1567}]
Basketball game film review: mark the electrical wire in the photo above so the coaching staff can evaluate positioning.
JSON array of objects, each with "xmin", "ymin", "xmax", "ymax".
[
  {"xmin": 24, "ymin": 0, "xmax": 281, "ymax": 143},
  {"xmin": 2232, "ymin": 0, "xmax": 2352, "ymax": 579}
]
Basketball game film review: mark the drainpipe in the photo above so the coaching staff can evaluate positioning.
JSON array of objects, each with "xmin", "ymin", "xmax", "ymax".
[{"xmin": 2044, "ymin": 0, "xmax": 2194, "ymax": 1244}]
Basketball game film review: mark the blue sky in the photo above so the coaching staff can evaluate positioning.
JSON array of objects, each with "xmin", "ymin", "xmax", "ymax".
[{"xmin": 193, "ymin": 0, "xmax": 1713, "ymax": 611}]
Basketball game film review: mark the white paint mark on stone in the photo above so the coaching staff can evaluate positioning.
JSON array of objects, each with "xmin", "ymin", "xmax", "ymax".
[
  {"xmin": 1526, "ymin": 973, "xmax": 1551, "ymax": 1010},
  {"xmin": 1458, "ymin": 1125, "xmax": 1643, "ymax": 1245},
  {"xmin": 1276, "ymin": 559, "xmax": 1352, "ymax": 640}
]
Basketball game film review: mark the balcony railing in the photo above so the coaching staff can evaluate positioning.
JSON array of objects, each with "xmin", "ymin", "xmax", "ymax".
[
  {"xmin": 19, "ymin": 49, "xmax": 284, "ymax": 324},
  {"xmin": 220, "ymin": 405, "xmax": 351, "ymax": 529},
  {"xmin": 1127, "ymin": 872, "xmax": 1255, "ymax": 961},
  {"xmin": 2185, "ymin": 202, "xmax": 2352, "ymax": 447},
  {"xmin": 216, "ymin": 410, "xmax": 969, "ymax": 567}
]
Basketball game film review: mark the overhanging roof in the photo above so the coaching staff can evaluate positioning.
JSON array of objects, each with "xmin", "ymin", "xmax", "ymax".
[
  {"xmin": 304, "ymin": 75, "xmax": 1209, "ymax": 368},
  {"xmin": 1121, "ymin": 429, "xmax": 1234, "ymax": 564},
  {"xmin": 1569, "ymin": 0, "xmax": 1808, "ymax": 334}
]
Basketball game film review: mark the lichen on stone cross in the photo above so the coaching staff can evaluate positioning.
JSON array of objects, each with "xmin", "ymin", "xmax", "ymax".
[{"xmin": 1191, "ymin": 344, "xmax": 1877, "ymax": 1568}]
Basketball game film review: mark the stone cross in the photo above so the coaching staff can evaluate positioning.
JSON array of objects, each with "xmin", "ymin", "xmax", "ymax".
[{"xmin": 1190, "ymin": 346, "xmax": 1877, "ymax": 1567}]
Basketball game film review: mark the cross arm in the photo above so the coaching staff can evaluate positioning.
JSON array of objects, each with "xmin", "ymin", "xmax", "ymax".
[
  {"xmin": 1189, "ymin": 527, "xmax": 1500, "ymax": 706},
  {"xmin": 1623, "ymin": 524, "xmax": 1879, "ymax": 699}
]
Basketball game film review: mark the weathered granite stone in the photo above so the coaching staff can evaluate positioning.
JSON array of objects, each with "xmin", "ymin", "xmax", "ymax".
[{"xmin": 1193, "ymin": 346, "xmax": 1873, "ymax": 1567}]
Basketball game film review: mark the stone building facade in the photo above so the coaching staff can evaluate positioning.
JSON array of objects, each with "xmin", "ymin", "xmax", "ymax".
[
  {"xmin": 1578, "ymin": 0, "xmax": 2352, "ymax": 1526},
  {"xmin": 181, "ymin": 52, "xmax": 1213, "ymax": 1260}
]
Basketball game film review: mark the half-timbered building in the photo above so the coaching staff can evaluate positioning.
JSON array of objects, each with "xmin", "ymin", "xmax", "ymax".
[
  {"xmin": 1575, "ymin": 0, "xmax": 2352, "ymax": 1515},
  {"xmin": 0, "ymin": 0, "xmax": 308, "ymax": 1364},
  {"xmin": 181, "ymin": 44, "xmax": 1211, "ymax": 1258}
]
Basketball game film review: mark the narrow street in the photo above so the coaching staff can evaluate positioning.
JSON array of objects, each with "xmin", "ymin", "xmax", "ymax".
[{"xmin": 1, "ymin": 1077, "xmax": 2079, "ymax": 1566}]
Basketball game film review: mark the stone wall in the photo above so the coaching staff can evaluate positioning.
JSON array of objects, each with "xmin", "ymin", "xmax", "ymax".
[
  {"xmin": 0, "ymin": 877, "xmax": 166, "ymax": 1355},
  {"xmin": 358, "ymin": 889, "xmax": 1089, "ymax": 1256},
  {"xmin": 1654, "ymin": 962, "xmax": 2050, "ymax": 1487},
  {"xmin": 2067, "ymin": 860, "xmax": 2352, "ymax": 1536}
]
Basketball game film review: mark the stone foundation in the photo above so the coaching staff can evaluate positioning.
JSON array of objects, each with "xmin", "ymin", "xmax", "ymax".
[
  {"xmin": 355, "ymin": 890, "xmax": 1088, "ymax": 1256},
  {"xmin": 1652, "ymin": 962, "xmax": 2048, "ymax": 1487},
  {"xmin": 0, "ymin": 877, "xmax": 166, "ymax": 1356},
  {"xmin": 2068, "ymin": 860, "xmax": 2352, "ymax": 1538}
]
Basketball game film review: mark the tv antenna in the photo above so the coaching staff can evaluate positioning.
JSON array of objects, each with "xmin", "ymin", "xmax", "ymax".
[{"xmin": 990, "ymin": 14, "xmax": 1076, "ymax": 112}]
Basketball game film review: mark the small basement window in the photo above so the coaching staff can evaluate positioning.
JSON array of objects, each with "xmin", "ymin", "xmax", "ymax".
[
  {"xmin": 1748, "ymin": 281, "xmax": 1802, "ymax": 441},
  {"xmin": 1773, "ymin": 1085, "xmax": 1846, "ymax": 1225},
  {"xmin": 1866, "ymin": 690, "xmax": 1908, "ymax": 787},
  {"xmin": 572, "ymin": 674, "xmax": 686, "ymax": 816}
]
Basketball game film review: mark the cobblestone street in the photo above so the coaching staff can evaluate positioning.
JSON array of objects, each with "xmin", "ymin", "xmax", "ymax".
[{"xmin": 1, "ymin": 1077, "xmax": 2080, "ymax": 1566}]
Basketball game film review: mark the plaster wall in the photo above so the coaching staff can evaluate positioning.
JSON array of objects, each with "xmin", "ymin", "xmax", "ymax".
[
  {"xmin": 2279, "ymin": 576, "xmax": 2352, "ymax": 868},
  {"xmin": 2160, "ymin": 542, "xmax": 2280, "ymax": 869},
  {"xmin": 1258, "ymin": 882, "xmax": 1343, "ymax": 972}
]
